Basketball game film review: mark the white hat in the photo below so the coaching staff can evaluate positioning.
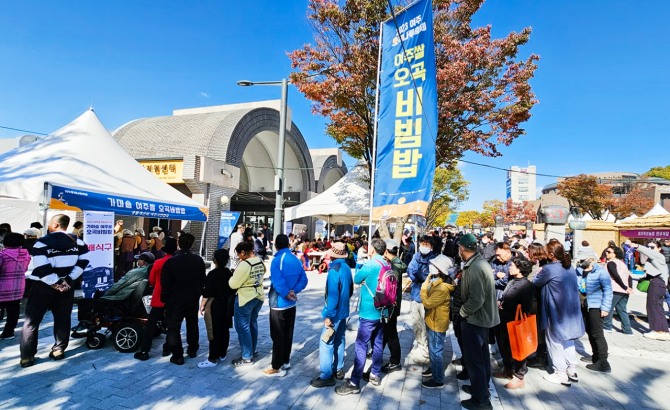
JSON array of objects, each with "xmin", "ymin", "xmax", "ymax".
[
  {"xmin": 575, "ymin": 247, "xmax": 597, "ymax": 261},
  {"xmin": 430, "ymin": 254, "xmax": 454, "ymax": 274}
]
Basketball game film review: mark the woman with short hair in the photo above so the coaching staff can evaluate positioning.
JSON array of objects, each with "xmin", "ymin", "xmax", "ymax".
[
  {"xmin": 634, "ymin": 241, "xmax": 669, "ymax": 340},
  {"xmin": 603, "ymin": 246, "xmax": 633, "ymax": 335}
]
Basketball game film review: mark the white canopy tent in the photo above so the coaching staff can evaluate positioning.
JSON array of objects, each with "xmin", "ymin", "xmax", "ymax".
[
  {"xmin": 285, "ymin": 163, "xmax": 370, "ymax": 226},
  {"xmin": 0, "ymin": 109, "xmax": 208, "ymax": 229},
  {"xmin": 642, "ymin": 204, "xmax": 670, "ymax": 218}
]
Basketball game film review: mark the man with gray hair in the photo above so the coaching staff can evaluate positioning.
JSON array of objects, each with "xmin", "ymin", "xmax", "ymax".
[{"xmin": 336, "ymin": 238, "xmax": 390, "ymax": 395}]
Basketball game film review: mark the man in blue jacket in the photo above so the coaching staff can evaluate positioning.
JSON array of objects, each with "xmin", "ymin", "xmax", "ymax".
[
  {"xmin": 311, "ymin": 241, "xmax": 353, "ymax": 388},
  {"xmin": 264, "ymin": 234, "xmax": 308, "ymax": 377},
  {"xmin": 406, "ymin": 235, "xmax": 437, "ymax": 364},
  {"xmin": 336, "ymin": 238, "xmax": 390, "ymax": 395}
]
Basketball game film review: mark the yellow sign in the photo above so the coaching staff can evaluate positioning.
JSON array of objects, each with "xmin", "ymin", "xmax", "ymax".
[{"xmin": 139, "ymin": 160, "xmax": 184, "ymax": 183}]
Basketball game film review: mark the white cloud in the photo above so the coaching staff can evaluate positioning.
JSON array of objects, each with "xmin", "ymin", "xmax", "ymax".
[{"xmin": 199, "ymin": 91, "xmax": 210, "ymax": 98}]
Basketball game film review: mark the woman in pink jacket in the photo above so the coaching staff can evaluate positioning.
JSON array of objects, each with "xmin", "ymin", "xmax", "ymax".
[{"xmin": 0, "ymin": 233, "xmax": 31, "ymax": 340}]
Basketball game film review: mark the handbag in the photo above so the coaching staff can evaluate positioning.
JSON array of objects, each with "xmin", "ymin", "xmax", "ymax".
[
  {"xmin": 506, "ymin": 304, "xmax": 538, "ymax": 361},
  {"xmin": 637, "ymin": 277, "xmax": 651, "ymax": 293}
]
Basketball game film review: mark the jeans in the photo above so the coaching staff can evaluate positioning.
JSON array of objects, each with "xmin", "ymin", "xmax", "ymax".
[
  {"xmin": 234, "ymin": 297, "xmax": 263, "ymax": 360},
  {"xmin": 427, "ymin": 328, "xmax": 446, "ymax": 384},
  {"xmin": 409, "ymin": 301, "xmax": 429, "ymax": 360},
  {"xmin": 20, "ymin": 281, "xmax": 74, "ymax": 360},
  {"xmin": 461, "ymin": 319, "xmax": 491, "ymax": 404},
  {"xmin": 269, "ymin": 307, "xmax": 296, "ymax": 369},
  {"xmin": 319, "ymin": 318, "xmax": 347, "ymax": 379},
  {"xmin": 351, "ymin": 318, "xmax": 384, "ymax": 386},
  {"xmin": 604, "ymin": 293, "xmax": 632, "ymax": 334},
  {"xmin": 583, "ymin": 307, "xmax": 608, "ymax": 365}
]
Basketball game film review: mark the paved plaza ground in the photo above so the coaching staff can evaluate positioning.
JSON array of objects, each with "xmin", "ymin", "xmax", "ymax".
[{"xmin": 0, "ymin": 265, "xmax": 669, "ymax": 409}]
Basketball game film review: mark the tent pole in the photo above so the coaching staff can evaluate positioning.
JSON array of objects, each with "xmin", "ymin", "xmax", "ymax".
[
  {"xmin": 42, "ymin": 182, "xmax": 50, "ymax": 230},
  {"xmin": 327, "ymin": 215, "xmax": 331, "ymax": 240},
  {"xmin": 200, "ymin": 183, "xmax": 211, "ymax": 258}
]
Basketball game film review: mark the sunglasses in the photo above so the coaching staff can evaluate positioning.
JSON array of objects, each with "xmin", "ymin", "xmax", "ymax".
[
  {"xmin": 605, "ymin": 250, "xmax": 613, "ymax": 254},
  {"xmin": 649, "ymin": 245, "xmax": 657, "ymax": 249}
]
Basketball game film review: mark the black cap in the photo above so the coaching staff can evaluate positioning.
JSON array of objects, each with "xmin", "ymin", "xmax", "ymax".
[{"xmin": 30, "ymin": 222, "xmax": 43, "ymax": 229}]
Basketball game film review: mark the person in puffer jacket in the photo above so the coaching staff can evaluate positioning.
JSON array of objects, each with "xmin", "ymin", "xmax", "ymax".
[
  {"xmin": 575, "ymin": 247, "xmax": 613, "ymax": 373},
  {"xmin": 0, "ymin": 233, "xmax": 31, "ymax": 340}
]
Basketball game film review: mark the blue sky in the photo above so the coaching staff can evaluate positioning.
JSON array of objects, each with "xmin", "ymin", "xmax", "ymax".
[{"xmin": 1, "ymin": 1, "xmax": 668, "ymax": 211}]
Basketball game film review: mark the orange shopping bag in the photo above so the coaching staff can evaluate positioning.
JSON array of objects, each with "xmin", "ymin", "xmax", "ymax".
[{"xmin": 506, "ymin": 304, "xmax": 538, "ymax": 361}]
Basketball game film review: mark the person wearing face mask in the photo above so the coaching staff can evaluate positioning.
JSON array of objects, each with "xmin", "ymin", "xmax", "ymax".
[
  {"xmin": 406, "ymin": 235, "xmax": 437, "ymax": 364},
  {"xmin": 479, "ymin": 233, "xmax": 496, "ymax": 261},
  {"xmin": 575, "ymin": 247, "xmax": 613, "ymax": 373},
  {"xmin": 420, "ymin": 255, "xmax": 456, "ymax": 389}
]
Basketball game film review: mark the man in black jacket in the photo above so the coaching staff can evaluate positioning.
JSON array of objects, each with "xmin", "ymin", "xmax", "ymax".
[
  {"xmin": 161, "ymin": 233, "xmax": 206, "ymax": 365},
  {"xmin": 20, "ymin": 214, "xmax": 89, "ymax": 367}
]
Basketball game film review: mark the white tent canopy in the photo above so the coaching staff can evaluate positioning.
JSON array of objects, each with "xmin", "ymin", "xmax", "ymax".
[
  {"xmin": 643, "ymin": 204, "xmax": 670, "ymax": 218},
  {"xmin": 0, "ymin": 109, "xmax": 207, "ymax": 225},
  {"xmin": 285, "ymin": 164, "xmax": 370, "ymax": 225}
]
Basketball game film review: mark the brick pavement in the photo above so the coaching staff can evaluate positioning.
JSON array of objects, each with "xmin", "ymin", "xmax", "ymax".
[{"xmin": 0, "ymin": 268, "xmax": 668, "ymax": 409}]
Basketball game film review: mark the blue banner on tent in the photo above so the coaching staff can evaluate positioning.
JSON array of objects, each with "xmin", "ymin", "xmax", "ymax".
[
  {"xmin": 373, "ymin": 0, "xmax": 437, "ymax": 220},
  {"xmin": 50, "ymin": 184, "xmax": 208, "ymax": 221},
  {"xmin": 218, "ymin": 211, "xmax": 241, "ymax": 249}
]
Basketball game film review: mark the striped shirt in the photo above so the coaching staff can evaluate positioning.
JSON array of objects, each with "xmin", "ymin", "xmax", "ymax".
[{"xmin": 29, "ymin": 231, "xmax": 89, "ymax": 285}]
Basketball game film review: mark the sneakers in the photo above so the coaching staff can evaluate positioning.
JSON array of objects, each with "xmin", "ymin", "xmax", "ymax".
[
  {"xmin": 422, "ymin": 368, "xmax": 432, "ymax": 378},
  {"xmin": 263, "ymin": 368, "xmax": 287, "ymax": 377},
  {"xmin": 580, "ymin": 356, "xmax": 592, "ymax": 363},
  {"xmin": 504, "ymin": 376, "xmax": 525, "ymax": 389},
  {"xmin": 0, "ymin": 334, "xmax": 15, "ymax": 340},
  {"xmin": 281, "ymin": 362, "xmax": 291, "ymax": 370},
  {"xmin": 310, "ymin": 377, "xmax": 336, "ymax": 388},
  {"xmin": 335, "ymin": 369, "xmax": 345, "ymax": 380},
  {"xmin": 49, "ymin": 350, "xmax": 65, "ymax": 361},
  {"xmin": 381, "ymin": 362, "xmax": 402, "ymax": 373},
  {"xmin": 461, "ymin": 398, "xmax": 493, "ymax": 410},
  {"xmin": 568, "ymin": 371, "xmax": 579, "ymax": 382},
  {"xmin": 133, "ymin": 351, "xmax": 149, "ymax": 361},
  {"xmin": 20, "ymin": 357, "xmax": 35, "ymax": 368},
  {"xmin": 456, "ymin": 370, "xmax": 470, "ymax": 380},
  {"xmin": 335, "ymin": 379, "xmax": 361, "ymax": 396},
  {"xmin": 422, "ymin": 379, "xmax": 444, "ymax": 389},
  {"xmin": 604, "ymin": 328, "xmax": 613, "ymax": 333},
  {"xmin": 170, "ymin": 356, "xmax": 185, "ymax": 365},
  {"xmin": 586, "ymin": 363, "xmax": 611, "ymax": 373},
  {"xmin": 643, "ymin": 331, "xmax": 670, "ymax": 341},
  {"xmin": 232, "ymin": 357, "xmax": 253, "ymax": 367},
  {"xmin": 367, "ymin": 374, "xmax": 381, "ymax": 386},
  {"xmin": 543, "ymin": 372, "xmax": 571, "ymax": 386},
  {"xmin": 198, "ymin": 360, "xmax": 218, "ymax": 369}
]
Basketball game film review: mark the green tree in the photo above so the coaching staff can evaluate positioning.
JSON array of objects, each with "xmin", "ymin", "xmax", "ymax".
[
  {"xmin": 455, "ymin": 210, "xmax": 481, "ymax": 228},
  {"xmin": 425, "ymin": 165, "xmax": 470, "ymax": 228},
  {"xmin": 644, "ymin": 166, "xmax": 670, "ymax": 180}
]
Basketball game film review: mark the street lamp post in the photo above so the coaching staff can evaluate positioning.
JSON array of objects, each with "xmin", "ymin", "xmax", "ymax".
[{"xmin": 237, "ymin": 78, "xmax": 289, "ymax": 239}]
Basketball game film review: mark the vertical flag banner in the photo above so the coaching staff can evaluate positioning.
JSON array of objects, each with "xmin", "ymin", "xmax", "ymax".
[
  {"xmin": 82, "ymin": 211, "xmax": 115, "ymax": 298},
  {"xmin": 218, "ymin": 211, "xmax": 241, "ymax": 249},
  {"xmin": 373, "ymin": 0, "xmax": 437, "ymax": 220}
]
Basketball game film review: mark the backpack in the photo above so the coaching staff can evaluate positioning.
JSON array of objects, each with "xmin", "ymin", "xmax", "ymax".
[{"xmin": 364, "ymin": 259, "xmax": 398, "ymax": 313}]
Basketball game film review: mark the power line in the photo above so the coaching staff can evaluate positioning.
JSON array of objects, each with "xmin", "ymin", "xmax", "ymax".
[
  {"xmin": 458, "ymin": 159, "xmax": 569, "ymax": 179},
  {"xmin": 0, "ymin": 125, "xmax": 48, "ymax": 136}
]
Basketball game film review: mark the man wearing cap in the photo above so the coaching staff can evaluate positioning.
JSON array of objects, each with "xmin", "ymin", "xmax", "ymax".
[
  {"xmin": 311, "ymin": 241, "xmax": 353, "ymax": 388},
  {"xmin": 380, "ymin": 239, "xmax": 406, "ymax": 374},
  {"xmin": 161, "ymin": 233, "xmax": 206, "ymax": 365},
  {"xmin": 264, "ymin": 234, "xmax": 308, "ymax": 377},
  {"xmin": 457, "ymin": 233, "xmax": 499, "ymax": 410},
  {"xmin": 576, "ymin": 247, "xmax": 612, "ymax": 373},
  {"xmin": 20, "ymin": 214, "xmax": 89, "ymax": 367},
  {"xmin": 336, "ymin": 238, "xmax": 389, "ymax": 395},
  {"xmin": 135, "ymin": 237, "xmax": 178, "ymax": 361},
  {"xmin": 406, "ymin": 235, "xmax": 437, "ymax": 364}
]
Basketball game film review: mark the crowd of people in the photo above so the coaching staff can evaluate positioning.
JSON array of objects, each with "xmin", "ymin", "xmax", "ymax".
[{"xmin": 2, "ymin": 217, "xmax": 670, "ymax": 409}]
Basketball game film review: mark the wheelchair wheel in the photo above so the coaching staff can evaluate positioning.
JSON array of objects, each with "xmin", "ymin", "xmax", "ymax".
[
  {"xmin": 86, "ymin": 332, "xmax": 106, "ymax": 350},
  {"xmin": 113, "ymin": 323, "xmax": 142, "ymax": 353}
]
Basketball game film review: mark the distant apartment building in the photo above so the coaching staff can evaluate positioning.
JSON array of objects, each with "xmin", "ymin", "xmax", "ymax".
[{"xmin": 506, "ymin": 165, "xmax": 536, "ymax": 202}]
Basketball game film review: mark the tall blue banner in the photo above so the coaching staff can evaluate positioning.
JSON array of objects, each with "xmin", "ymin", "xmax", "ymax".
[
  {"xmin": 373, "ymin": 0, "xmax": 437, "ymax": 220},
  {"xmin": 218, "ymin": 211, "xmax": 241, "ymax": 249}
]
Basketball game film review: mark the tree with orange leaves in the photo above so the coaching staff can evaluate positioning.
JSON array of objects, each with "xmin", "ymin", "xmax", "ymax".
[{"xmin": 288, "ymin": 0, "xmax": 539, "ymax": 177}]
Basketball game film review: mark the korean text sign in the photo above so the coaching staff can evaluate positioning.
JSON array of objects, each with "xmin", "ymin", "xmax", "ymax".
[
  {"xmin": 82, "ymin": 211, "xmax": 115, "ymax": 298},
  {"xmin": 373, "ymin": 0, "xmax": 437, "ymax": 219}
]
